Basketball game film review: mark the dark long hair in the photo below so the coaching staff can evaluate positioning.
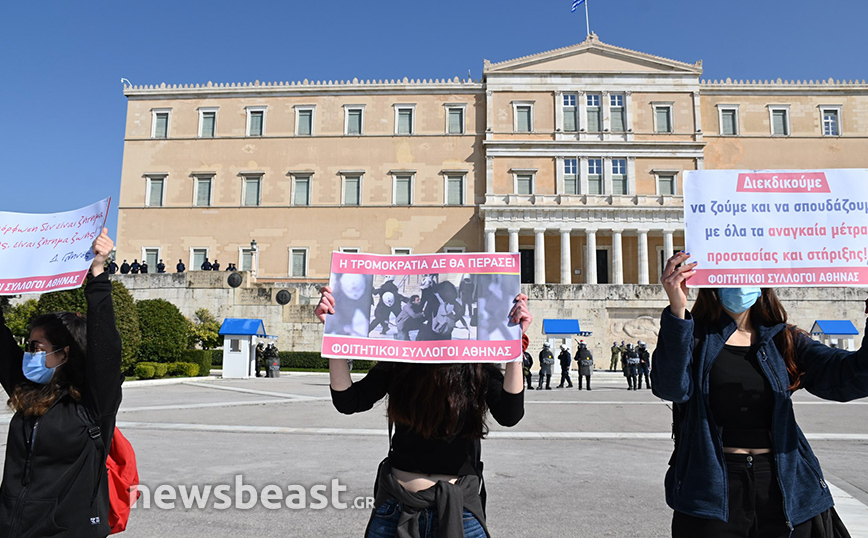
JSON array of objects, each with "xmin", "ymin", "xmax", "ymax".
[
  {"xmin": 386, "ymin": 363, "xmax": 490, "ymax": 440},
  {"xmin": 692, "ymin": 288, "xmax": 805, "ymax": 390},
  {"xmin": 9, "ymin": 312, "xmax": 87, "ymax": 416}
]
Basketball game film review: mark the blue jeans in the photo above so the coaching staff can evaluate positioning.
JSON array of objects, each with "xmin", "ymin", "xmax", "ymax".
[{"xmin": 367, "ymin": 498, "xmax": 486, "ymax": 538}]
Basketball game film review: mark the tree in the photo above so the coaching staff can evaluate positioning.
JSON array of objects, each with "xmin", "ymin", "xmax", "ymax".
[
  {"xmin": 136, "ymin": 299, "xmax": 191, "ymax": 362},
  {"xmin": 189, "ymin": 308, "xmax": 222, "ymax": 350},
  {"xmin": 5, "ymin": 299, "xmax": 39, "ymax": 343},
  {"xmin": 35, "ymin": 279, "xmax": 142, "ymax": 374}
]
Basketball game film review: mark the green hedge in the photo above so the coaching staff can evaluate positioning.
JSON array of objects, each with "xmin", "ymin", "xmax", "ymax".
[
  {"xmin": 136, "ymin": 361, "xmax": 199, "ymax": 379},
  {"xmin": 181, "ymin": 349, "xmax": 212, "ymax": 376},
  {"xmin": 206, "ymin": 350, "xmax": 374, "ymax": 371},
  {"xmin": 134, "ymin": 363, "xmax": 155, "ymax": 379}
]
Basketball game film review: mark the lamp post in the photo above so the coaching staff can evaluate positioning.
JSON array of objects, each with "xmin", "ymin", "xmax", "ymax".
[{"xmin": 250, "ymin": 239, "xmax": 258, "ymax": 280}]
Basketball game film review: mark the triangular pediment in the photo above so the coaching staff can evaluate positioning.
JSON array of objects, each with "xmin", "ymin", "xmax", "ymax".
[{"xmin": 484, "ymin": 34, "xmax": 702, "ymax": 75}]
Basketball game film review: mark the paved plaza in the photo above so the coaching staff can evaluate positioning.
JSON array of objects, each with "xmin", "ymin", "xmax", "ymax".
[{"xmin": 3, "ymin": 370, "xmax": 868, "ymax": 537}]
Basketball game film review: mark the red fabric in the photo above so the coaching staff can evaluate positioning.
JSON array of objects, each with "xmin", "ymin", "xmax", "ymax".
[
  {"xmin": 522, "ymin": 333, "xmax": 529, "ymax": 352},
  {"xmin": 107, "ymin": 428, "xmax": 140, "ymax": 534}
]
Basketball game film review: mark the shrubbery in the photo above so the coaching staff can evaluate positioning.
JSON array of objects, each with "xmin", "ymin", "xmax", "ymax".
[
  {"xmin": 181, "ymin": 349, "xmax": 212, "ymax": 376},
  {"xmin": 135, "ymin": 361, "xmax": 199, "ymax": 379},
  {"xmin": 136, "ymin": 299, "xmax": 190, "ymax": 363}
]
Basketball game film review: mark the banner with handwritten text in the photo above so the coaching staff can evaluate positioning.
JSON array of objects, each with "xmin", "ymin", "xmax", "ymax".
[
  {"xmin": 321, "ymin": 252, "xmax": 522, "ymax": 363},
  {"xmin": 0, "ymin": 199, "xmax": 111, "ymax": 295},
  {"xmin": 684, "ymin": 170, "xmax": 868, "ymax": 287}
]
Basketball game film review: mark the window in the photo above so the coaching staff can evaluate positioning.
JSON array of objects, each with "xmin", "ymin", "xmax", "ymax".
[
  {"xmin": 246, "ymin": 107, "xmax": 266, "ymax": 137},
  {"xmin": 392, "ymin": 248, "xmax": 412, "ymax": 255},
  {"xmin": 198, "ymin": 108, "xmax": 217, "ymax": 138},
  {"xmin": 242, "ymin": 175, "xmax": 261, "ymax": 206},
  {"xmin": 656, "ymin": 172, "xmax": 677, "ymax": 195},
  {"xmin": 770, "ymin": 106, "xmax": 790, "ymax": 136},
  {"xmin": 295, "ymin": 106, "xmax": 315, "ymax": 136},
  {"xmin": 191, "ymin": 248, "xmax": 208, "ymax": 270},
  {"xmin": 230, "ymin": 339, "xmax": 241, "ymax": 352},
  {"xmin": 563, "ymin": 94, "xmax": 578, "ymax": 132},
  {"xmin": 586, "ymin": 94, "xmax": 601, "ymax": 132},
  {"xmin": 446, "ymin": 105, "xmax": 465, "ymax": 134},
  {"xmin": 194, "ymin": 176, "xmax": 213, "ymax": 207},
  {"xmin": 240, "ymin": 249, "xmax": 254, "ymax": 271},
  {"xmin": 564, "ymin": 158, "xmax": 579, "ymax": 194},
  {"xmin": 339, "ymin": 247, "xmax": 360, "ymax": 253},
  {"xmin": 393, "ymin": 175, "xmax": 413, "ymax": 205},
  {"xmin": 292, "ymin": 175, "xmax": 311, "ymax": 206},
  {"xmin": 610, "ymin": 94, "xmax": 626, "ymax": 132},
  {"xmin": 516, "ymin": 174, "xmax": 534, "ymax": 195},
  {"xmin": 718, "ymin": 106, "xmax": 739, "ymax": 135},
  {"xmin": 513, "ymin": 103, "xmax": 533, "ymax": 133},
  {"xmin": 395, "ymin": 105, "xmax": 415, "ymax": 135},
  {"xmin": 146, "ymin": 176, "xmax": 165, "ymax": 207},
  {"xmin": 612, "ymin": 159, "xmax": 628, "ymax": 195},
  {"xmin": 143, "ymin": 248, "xmax": 159, "ymax": 269},
  {"xmin": 151, "ymin": 110, "xmax": 170, "ymax": 139},
  {"xmin": 445, "ymin": 175, "xmax": 464, "ymax": 205},
  {"xmin": 343, "ymin": 174, "xmax": 362, "ymax": 206},
  {"xmin": 588, "ymin": 159, "xmax": 603, "ymax": 194},
  {"xmin": 654, "ymin": 104, "xmax": 673, "ymax": 133},
  {"xmin": 345, "ymin": 106, "xmax": 364, "ymax": 135},
  {"xmin": 290, "ymin": 249, "xmax": 308, "ymax": 277},
  {"xmin": 444, "ymin": 247, "xmax": 466, "ymax": 253},
  {"xmin": 821, "ymin": 107, "xmax": 841, "ymax": 136}
]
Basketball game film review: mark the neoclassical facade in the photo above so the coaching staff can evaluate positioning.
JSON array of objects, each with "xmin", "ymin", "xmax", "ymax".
[{"xmin": 118, "ymin": 35, "xmax": 868, "ymax": 285}]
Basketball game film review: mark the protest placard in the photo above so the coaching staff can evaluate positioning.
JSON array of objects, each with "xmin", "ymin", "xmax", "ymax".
[
  {"xmin": 684, "ymin": 169, "xmax": 868, "ymax": 287},
  {"xmin": 0, "ymin": 199, "xmax": 110, "ymax": 295},
  {"xmin": 321, "ymin": 252, "xmax": 522, "ymax": 363}
]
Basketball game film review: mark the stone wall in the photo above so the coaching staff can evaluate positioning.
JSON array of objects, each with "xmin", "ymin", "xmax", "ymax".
[{"xmin": 16, "ymin": 273, "xmax": 864, "ymax": 366}]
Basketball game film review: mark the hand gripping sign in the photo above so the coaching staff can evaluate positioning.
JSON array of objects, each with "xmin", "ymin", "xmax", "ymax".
[
  {"xmin": 0, "ymin": 198, "xmax": 110, "ymax": 295},
  {"xmin": 684, "ymin": 169, "xmax": 868, "ymax": 287},
  {"xmin": 321, "ymin": 251, "xmax": 522, "ymax": 363}
]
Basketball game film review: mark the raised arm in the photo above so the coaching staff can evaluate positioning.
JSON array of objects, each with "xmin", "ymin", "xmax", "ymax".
[
  {"xmin": 503, "ymin": 293, "xmax": 532, "ymax": 395},
  {"xmin": 651, "ymin": 252, "xmax": 698, "ymax": 402},
  {"xmin": 83, "ymin": 229, "xmax": 123, "ymax": 418},
  {"xmin": 796, "ymin": 320, "xmax": 868, "ymax": 402}
]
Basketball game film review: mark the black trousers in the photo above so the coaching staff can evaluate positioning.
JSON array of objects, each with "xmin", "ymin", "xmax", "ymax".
[
  {"xmin": 577, "ymin": 374, "xmax": 590, "ymax": 389},
  {"xmin": 558, "ymin": 370, "xmax": 572, "ymax": 387},
  {"xmin": 672, "ymin": 453, "xmax": 815, "ymax": 538}
]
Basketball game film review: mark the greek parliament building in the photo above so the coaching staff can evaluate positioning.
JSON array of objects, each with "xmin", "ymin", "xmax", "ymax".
[{"xmin": 116, "ymin": 35, "xmax": 868, "ymax": 352}]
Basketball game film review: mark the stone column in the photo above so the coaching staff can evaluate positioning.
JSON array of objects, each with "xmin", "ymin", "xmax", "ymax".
[
  {"xmin": 534, "ymin": 228, "xmax": 546, "ymax": 284},
  {"xmin": 508, "ymin": 229, "xmax": 519, "ymax": 253},
  {"xmin": 560, "ymin": 229, "xmax": 572, "ymax": 284},
  {"xmin": 612, "ymin": 229, "xmax": 623, "ymax": 284},
  {"xmin": 637, "ymin": 230, "xmax": 649, "ymax": 285},
  {"xmin": 485, "ymin": 229, "xmax": 496, "ymax": 253},
  {"xmin": 663, "ymin": 230, "xmax": 674, "ymax": 262},
  {"xmin": 585, "ymin": 229, "xmax": 597, "ymax": 284}
]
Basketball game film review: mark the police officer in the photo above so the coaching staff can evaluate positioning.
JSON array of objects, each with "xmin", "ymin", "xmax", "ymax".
[
  {"xmin": 201, "ymin": 258, "xmax": 212, "ymax": 271},
  {"xmin": 556, "ymin": 344, "xmax": 573, "ymax": 388},
  {"xmin": 119, "ymin": 260, "xmax": 130, "ymax": 274},
  {"xmin": 211, "ymin": 259, "xmax": 220, "ymax": 271},
  {"xmin": 140, "ymin": 261, "xmax": 149, "ymax": 274},
  {"xmin": 577, "ymin": 340, "xmax": 594, "ymax": 390},
  {"xmin": 108, "ymin": 259, "xmax": 119, "ymax": 274},
  {"xmin": 176, "ymin": 259, "xmax": 186, "ymax": 273},
  {"xmin": 130, "ymin": 259, "xmax": 141, "ymax": 274},
  {"xmin": 538, "ymin": 342, "xmax": 554, "ymax": 390},
  {"xmin": 637, "ymin": 341, "xmax": 651, "ymax": 389},
  {"xmin": 623, "ymin": 343, "xmax": 640, "ymax": 390},
  {"xmin": 522, "ymin": 350, "xmax": 534, "ymax": 390},
  {"xmin": 156, "ymin": 259, "xmax": 166, "ymax": 273}
]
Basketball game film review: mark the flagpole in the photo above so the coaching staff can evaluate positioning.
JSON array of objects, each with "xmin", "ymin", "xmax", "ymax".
[{"xmin": 585, "ymin": 0, "xmax": 590, "ymax": 37}]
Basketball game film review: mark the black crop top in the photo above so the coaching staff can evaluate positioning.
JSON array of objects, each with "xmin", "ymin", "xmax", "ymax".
[
  {"xmin": 708, "ymin": 344, "xmax": 774, "ymax": 448},
  {"xmin": 330, "ymin": 362, "xmax": 524, "ymax": 476}
]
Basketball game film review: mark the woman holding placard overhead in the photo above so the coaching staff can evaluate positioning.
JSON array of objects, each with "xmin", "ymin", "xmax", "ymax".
[
  {"xmin": 653, "ymin": 251, "xmax": 861, "ymax": 537},
  {"xmin": 0, "ymin": 228, "xmax": 122, "ymax": 537},
  {"xmin": 316, "ymin": 286, "xmax": 531, "ymax": 538}
]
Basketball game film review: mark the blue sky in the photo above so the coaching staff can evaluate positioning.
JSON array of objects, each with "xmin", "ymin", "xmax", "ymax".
[{"xmin": 2, "ymin": 0, "xmax": 866, "ymax": 238}]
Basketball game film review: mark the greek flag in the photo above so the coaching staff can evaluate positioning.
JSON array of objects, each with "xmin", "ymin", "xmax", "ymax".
[{"xmin": 571, "ymin": 0, "xmax": 585, "ymax": 12}]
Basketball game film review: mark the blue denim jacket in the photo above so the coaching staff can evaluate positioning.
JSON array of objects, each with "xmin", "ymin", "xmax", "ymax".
[{"xmin": 651, "ymin": 307, "xmax": 868, "ymax": 526}]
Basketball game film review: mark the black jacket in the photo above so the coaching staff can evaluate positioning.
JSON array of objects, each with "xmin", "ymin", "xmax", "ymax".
[{"xmin": 0, "ymin": 273, "xmax": 123, "ymax": 537}]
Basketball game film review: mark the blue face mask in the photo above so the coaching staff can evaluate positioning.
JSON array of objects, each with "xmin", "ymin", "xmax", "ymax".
[
  {"xmin": 22, "ymin": 350, "xmax": 61, "ymax": 385},
  {"xmin": 718, "ymin": 287, "xmax": 762, "ymax": 314}
]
